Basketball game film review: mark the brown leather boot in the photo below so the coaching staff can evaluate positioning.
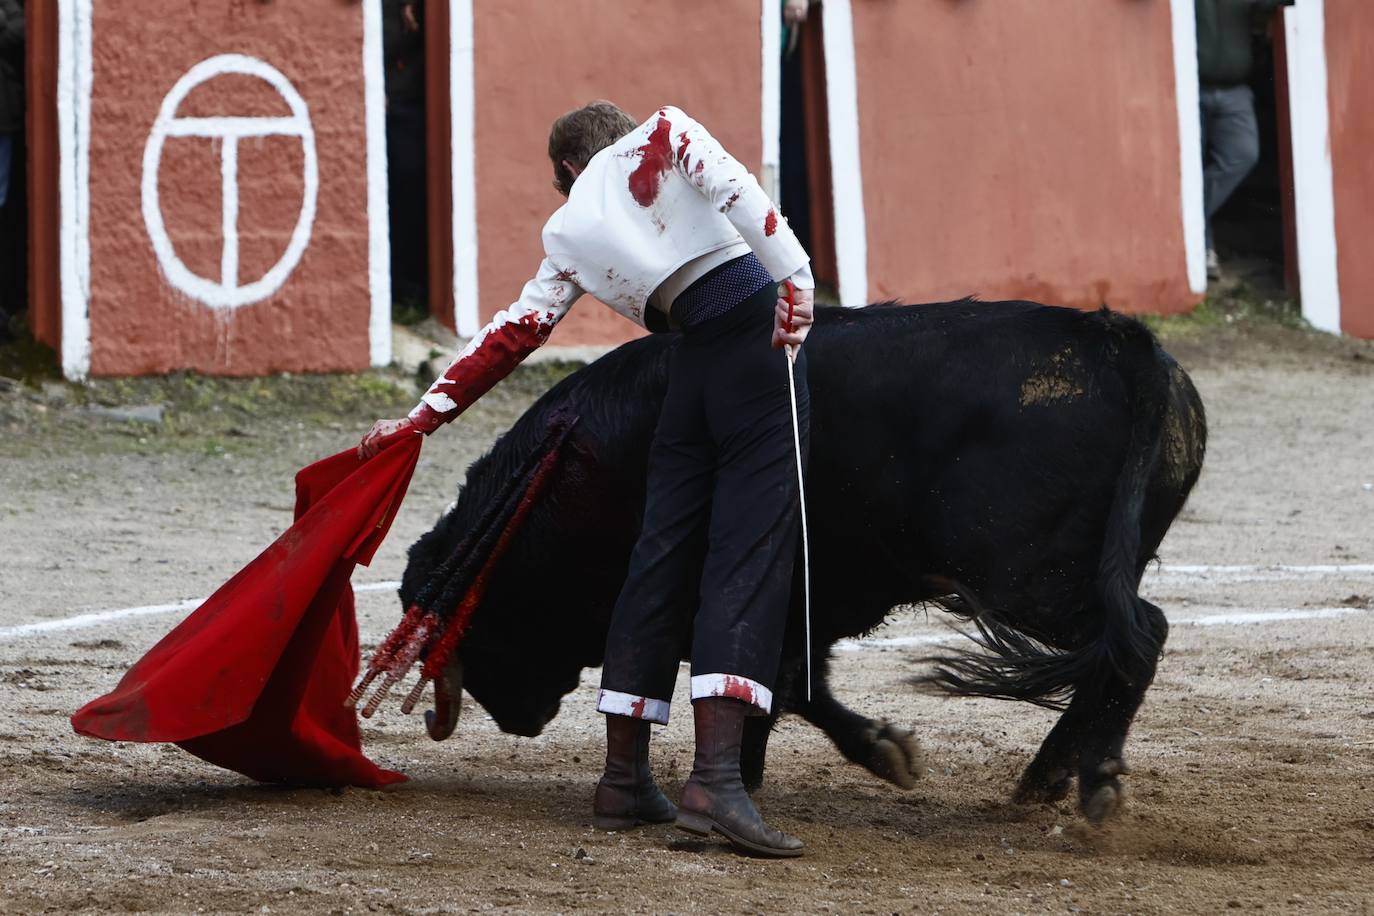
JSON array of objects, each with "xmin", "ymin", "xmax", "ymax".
[
  {"xmin": 592, "ymin": 714, "xmax": 677, "ymax": 830},
  {"xmin": 676, "ymin": 697, "xmax": 804, "ymax": 857}
]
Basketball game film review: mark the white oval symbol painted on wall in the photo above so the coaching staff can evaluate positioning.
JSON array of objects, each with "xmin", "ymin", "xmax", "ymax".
[{"xmin": 141, "ymin": 54, "xmax": 319, "ymax": 310}]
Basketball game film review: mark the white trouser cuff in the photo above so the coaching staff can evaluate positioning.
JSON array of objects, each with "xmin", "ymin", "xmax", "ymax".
[
  {"xmin": 597, "ymin": 689, "xmax": 671, "ymax": 725},
  {"xmin": 689, "ymin": 673, "xmax": 773, "ymax": 714}
]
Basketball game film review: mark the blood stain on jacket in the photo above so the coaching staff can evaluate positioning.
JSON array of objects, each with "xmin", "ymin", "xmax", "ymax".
[
  {"xmin": 627, "ymin": 113, "xmax": 675, "ymax": 207},
  {"xmin": 676, "ymin": 131, "xmax": 692, "ymax": 169}
]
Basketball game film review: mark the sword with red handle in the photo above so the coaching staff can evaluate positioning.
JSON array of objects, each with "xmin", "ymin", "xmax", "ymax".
[{"xmin": 781, "ymin": 279, "xmax": 812, "ymax": 702}]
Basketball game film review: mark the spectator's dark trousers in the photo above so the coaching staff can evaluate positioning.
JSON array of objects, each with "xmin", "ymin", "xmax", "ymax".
[
  {"xmin": 0, "ymin": 132, "xmax": 11, "ymax": 208},
  {"xmin": 1200, "ymin": 84, "xmax": 1261, "ymax": 250},
  {"xmin": 386, "ymin": 99, "xmax": 428, "ymax": 304}
]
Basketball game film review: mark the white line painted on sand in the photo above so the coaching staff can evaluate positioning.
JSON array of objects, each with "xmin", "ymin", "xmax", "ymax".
[
  {"xmin": 352, "ymin": 581, "xmax": 401, "ymax": 594},
  {"xmin": 1181, "ymin": 606, "xmax": 1364, "ymax": 626},
  {"xmin": 835, "ymin": 605, "xmax": 1369, "ymax": 653},
  {"xmin": 0, "ymin": 581, "xmax": 402, "ymax": 641},
  {"xmin": 0, "ymin": 599, "xmax": 204, "ymax": 639},
  {"xmin": 834, "ymin": 633, "xmax": 954, "ymax": 652},
  {"xmin": 1156, "ymin": 563, "xmax": 1374, "ymax": 574},
  {"xmin": 1146, "ymin": 563, "xmax": 1374, "ymax": 582},
  {"xmin": 4, "ymin": 565, "xmax": 1369, "ymax": 643}
]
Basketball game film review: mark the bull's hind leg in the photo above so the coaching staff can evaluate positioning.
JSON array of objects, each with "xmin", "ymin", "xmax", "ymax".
[
  {"xmin": 1016, "ymin": 684, "xmax": 1143, "ymax": 817},
  {"xmin": 1013, "ymin": 704, "xmax": 1084, "ymax": 805},
  {"xmin": 1017, "ymin": 600, "xmax": 1166, "ymax": 822},
  {"xmin": 1075, "ymin": 598, "xmax": 1166, "ymax": 822},
  {"xmin": 1072, "ymin": 663, "xmax": 1155, "ymax": 822}
]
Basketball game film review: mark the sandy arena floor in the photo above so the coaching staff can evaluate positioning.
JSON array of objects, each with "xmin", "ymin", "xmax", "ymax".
[{"xmin": 1, "ymin": 318, "xmax": 1372, "ymax": 914}]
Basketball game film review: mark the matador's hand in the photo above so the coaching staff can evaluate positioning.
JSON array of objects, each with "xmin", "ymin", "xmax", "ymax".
[
  {"xmin": 358, "ymin": 417, "xmax": 415, "ymax": 460},
  {"xmin": 772, "ymin": 285, "xmax": 814, "ymax": 351}
]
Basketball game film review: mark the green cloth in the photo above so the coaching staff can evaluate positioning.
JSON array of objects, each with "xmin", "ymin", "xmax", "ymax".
[{"xmin": 1195, "ymin": 0, "xmax": 1288, "ymax": 87}]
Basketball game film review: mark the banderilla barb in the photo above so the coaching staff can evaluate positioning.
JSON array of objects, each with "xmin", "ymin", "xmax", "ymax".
[{"xmin": 346, "ymin": 412, "xmax": 578, "ymax": 718}]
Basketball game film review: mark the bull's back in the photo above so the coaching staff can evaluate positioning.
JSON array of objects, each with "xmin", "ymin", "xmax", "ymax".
[
  {"xmin": 427, "ymin": 300, "xmax": 1198, "ymax": 653},
  {"xmin": 801, "ymin": 302, "xmax": 1179, "ymax": 638}
]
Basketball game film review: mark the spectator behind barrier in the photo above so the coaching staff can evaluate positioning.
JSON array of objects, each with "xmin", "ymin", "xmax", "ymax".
[{"xmin": 1196, "ymin": 0, "xmax": 1294, "ymax": 282}]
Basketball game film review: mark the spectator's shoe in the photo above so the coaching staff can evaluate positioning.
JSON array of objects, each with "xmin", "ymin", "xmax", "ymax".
[
  {"xmin": 1207, "ymin": 249, "xmax": 1221, "ymax": 281},
  {"xmin": 592, "ymin": 714, "xmax": 677, "ymax": 830},
  {"xmin": 676, "ymin": 697, "xmax": 805, "ymax": 858}
]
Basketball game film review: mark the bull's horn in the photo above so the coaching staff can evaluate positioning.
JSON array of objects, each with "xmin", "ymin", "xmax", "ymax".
[{"xmin": 424, "ymin": 655, "xmax": 463, "ymax": 741}]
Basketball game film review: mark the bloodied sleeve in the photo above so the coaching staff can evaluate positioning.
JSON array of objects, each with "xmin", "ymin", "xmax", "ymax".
[
  {"xmin": 408, "ymin": 259, "xmax": 583, "ymax": 432},
  {"xmin": 662, "ymin": 106, "xmax": 810, "ymax": 283}
]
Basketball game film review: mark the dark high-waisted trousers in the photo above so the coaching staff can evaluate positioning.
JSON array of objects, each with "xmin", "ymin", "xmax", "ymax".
[{"xmin": 597, "ymin": 256, "xmax": 809, "ymax": 724}]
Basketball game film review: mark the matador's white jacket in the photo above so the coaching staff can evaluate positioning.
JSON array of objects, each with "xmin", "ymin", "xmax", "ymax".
[{"xmin": 408, "ymin": 105, "xmax": 813, "ymax": 432}]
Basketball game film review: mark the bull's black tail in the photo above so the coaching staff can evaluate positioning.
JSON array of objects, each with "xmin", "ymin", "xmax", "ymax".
[{"xmin": 921, "ymin": 313, "xmax": 1172, "ymax": 708}]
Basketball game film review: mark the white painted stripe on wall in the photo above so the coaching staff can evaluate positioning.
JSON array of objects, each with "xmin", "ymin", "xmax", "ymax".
[
  {"xmin": 760, "ymin": 0, "xmax": 782, "ymax": 202},
  {"xmin": 163, "ymin": 116, "xmax": 304, "ymax": 138},
  {"xmin": 58, "ymin": 0, "xmax": 93, "ymax": 380},
  {"xmin": 819, "ymin": 0, "xmax": 868, "ymax": 308},
  {"xmin": 1285, "ymin": 0, "xmax": 1341, "ymax": 334},
  {"xmin": 75, "ymin": 0, "xmax": 93, "ymax": 372},
  {"xmin": 56, "ymin": 0, "xmax": 75, "ymax": 368},
  {"xmin": 362, "ymin": 0, "xmax": 393, "ymax": 366},
  {"xmin": 219, "ymin": 138, "xmax": 240, "ymax": 289},
  {"xmin": 1169, "ymin": 0, "xmax": 1208, "ymax": 295},
  {"xmin": 451, "ymin": 0, "xmax": 481, "ymax": 339}
]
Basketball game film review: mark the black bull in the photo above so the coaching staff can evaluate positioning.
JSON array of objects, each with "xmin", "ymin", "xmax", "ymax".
[{"xmin": 399, "ymin": 300, "xmax": 1207, "ymax": 821}]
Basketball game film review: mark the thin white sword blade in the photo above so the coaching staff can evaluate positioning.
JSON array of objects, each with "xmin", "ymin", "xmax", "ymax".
[{"xmin": 786, "ymin": 345, "xmax": 812, "ymax": 702}]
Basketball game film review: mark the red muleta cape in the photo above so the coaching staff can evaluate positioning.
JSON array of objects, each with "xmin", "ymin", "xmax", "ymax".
[{"xmin": 71, "ymin": 433, "xmax": 423, "ymax": 788}]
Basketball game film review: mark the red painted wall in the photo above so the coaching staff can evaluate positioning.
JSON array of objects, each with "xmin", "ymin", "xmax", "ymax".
[
  {"xmin": 470, "ymin": 1, "xmax": 763, "ymax": 346},
  {"xmin": 849, "ymin": 1, "xmax": 1197, "ymax": 313},
  {"xmin": 1324, "ymin": 0, "xmax": 1374, "ymax": 339},
  {"xmin": 49, "ymin": 1, "xmax": 1363, "ymax": 374},
  {"xmin": 85, "ymin": 0, "xmax": 373, "ymax": 375}
]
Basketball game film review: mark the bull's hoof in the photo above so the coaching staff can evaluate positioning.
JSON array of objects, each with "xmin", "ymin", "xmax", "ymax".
[
  {"xmin": 1082, "ymin": 783, "xmax": 1122, "ymax": 823},
  {"xmin": 1013, "ymin": 766, "xmax": 1073, "ymax": 805},
  {"xmin": 862, "ymin": 721, "xmax": 926, "ymax": 789},
  {"xmin": 1080, "ymin": 759, "xmax": 1128, "ymax": 823}
]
